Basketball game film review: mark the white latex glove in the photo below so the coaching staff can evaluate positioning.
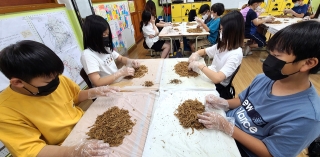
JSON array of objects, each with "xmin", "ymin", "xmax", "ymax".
[
  {"xmin": 113, "ymin": 66, "xmax": 135, "ymax": 80},
  {"xmin": 126, "ymin": 59, "xmax": 140, "ymax": 68},
  {"xmin": 188, "ymin": 61, "xmax": 205, "ymax": 73},
  {"xmin": 88, "ymin": 86, "xmax": 120, "ymax": 99},
  {"xmin": 284, "ymin": 9, "xmax": 293, "ymax": 14},
  {"xmin": 70, "ymin": 139, "xmax": 110, "ymax": 157},
  {"xmin": 264, "ymin": 16, "xmax": 274, "ymax": 23},
  {"xmin": 197, "ymin": 112, "xmax": 235, "ymax": 136},
  {"xmin": 196, "ymin": 18, "xmax": 204, "ymax": 24},
  {"xmin": 303, "ymin": 16, "xmax": 310, "ymax": 20},
  {"xmin": 164, "ymin": 23, "xmax": 172, "ymax": 27},
  {"xmin": 188, "ymin": 52, "xmax": 201, "ymax": 63},
  {"xmin": 205, "ymin": 94, "xmax": 229, "ymax": 111}
]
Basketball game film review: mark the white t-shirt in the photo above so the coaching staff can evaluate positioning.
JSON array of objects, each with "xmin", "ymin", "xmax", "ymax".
[
  {"xmin": 81, "ymin": 47, "xmax": 120, "ymax": 79},
  {"xmin": 205, "ymin": 44, "xmax": 243, "ymax": 86},
  {"xmin": 142, "ymin": 22, "xmax": 159, "ymax": 48}
]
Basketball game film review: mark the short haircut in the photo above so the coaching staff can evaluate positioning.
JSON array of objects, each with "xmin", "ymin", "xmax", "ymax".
[
  {"xmin": 199, "ymin": 4, "xmax": 210, "ymax": 14},
  {"xmin": 145, "ymin": 0, "xmax": 157, "ymax": 17},
  {"xmin": 248, "ymin": 0, "xmax": 264, "ymax": 5},
  {"xmin": 217, "ymin": 10, "xmax": 244, "ymax": 52},
  {"xmin": 142, "ymin": 10, "xmax": 152, "ymax": 26},
  {"xmin": 292, "ymin": 0, "xmax": 302, "ymax": 2},
  {"xmin": 211, "ymin": 3, "xmax": 225, "ymax": 16},
  {"xmin": 267, "ymin": 21, "xmax": 320, "ymax": 74},
  {"xmin": 0, "ymin": 40, "xmax": 64, "ymax": 83},
  {"xmin": 82, "ymin": 15, "xmax": 113, "ymax": 54}
]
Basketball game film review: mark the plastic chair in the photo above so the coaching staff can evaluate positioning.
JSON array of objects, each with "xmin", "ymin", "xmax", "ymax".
[
  {"xmin": 228, "ymin": 65, "xmax": 241, "ymax": 98},
  {"xmin": 216, "ymin": 65, "xmax": 241, "ymax": 99},
  {"xmin": 143, "ymin": 39, "xmax": 161, "ymax": 57}
]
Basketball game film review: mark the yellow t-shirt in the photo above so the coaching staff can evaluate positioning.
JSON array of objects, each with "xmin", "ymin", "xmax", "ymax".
[{"xmin": 0, "ymin": 75, "xmax": 84, "ymax": 157}]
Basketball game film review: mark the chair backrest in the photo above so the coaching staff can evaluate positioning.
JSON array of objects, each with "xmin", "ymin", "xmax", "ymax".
[
  {"xmin": 229, "ymin": 65, "xmax": 241, "ymax": 86},
  {"xmin": 80, "ymin": 68, "xmax": 93, "ymax": 89},
  {"xmin": 228, "ymin": 65, "xmax": 241, "ymax": 98},
  {"xmin": 143, "ymin": 39, "xmax": 149, "ymax": 49}
]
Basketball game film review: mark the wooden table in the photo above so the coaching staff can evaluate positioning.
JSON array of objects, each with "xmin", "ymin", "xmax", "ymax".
[
  {"xmin": 61, "ymin": 92, "xmax": 156, "ymax": 157},
  {"xmin": 110, "ymin": 59, "xmax": 163, "ymax": 91},
  {"xmin": 160, "ymin": 58, "xmax": 216, "ymax": 91},
  {"xmin": 159, "ymin": 22, "xmax": 210, "ymax": 55},
  {"xmin": 142, "ymin": 91, "xmax": 241, "ymax": 157},
  {"xmin": 262, "ymin": 17, "xmax": 302, "ymax": 34},
  {"xmin": 62, "ymin": 59, "xmax": 241, "ymax": 157}
]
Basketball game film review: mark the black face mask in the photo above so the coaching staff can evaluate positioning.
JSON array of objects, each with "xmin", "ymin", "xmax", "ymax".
[
  {"xmin": 23, "ymin": 76, "xmax": 60, "ymax": 96},
  {"xmin": 263, "ymin": 55, "xmax": 300, "ymax": 80},
  {"xmin": 103, "ymin": 36, "xmax": 110, "ymax": 47}
]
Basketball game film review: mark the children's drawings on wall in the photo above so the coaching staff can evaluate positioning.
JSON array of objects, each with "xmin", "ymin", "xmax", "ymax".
[
  {"xmin": 29, "ymin": 12, "xmax": 77, "ymax": 54},
  {"xmin": 58, "ymin": 46, "xmax": 83, "ymax": 84},
  {"xmin": 0, "ymin": 10, "xmax": 84, "ymax": 91},
  {"xmin": 0, "ymin": 16, "xmax": 42, "ymax": 90},
  {"xmin": 93, "ymin": 1, "xmax": 135, "ymax": 54},
  {"xmin": 28, "ymin": 11, "xmax": 83, "ymax": 84},
  {"xmin": 0, "ymin": 17, "xmax": 41, "ymax": 51}
]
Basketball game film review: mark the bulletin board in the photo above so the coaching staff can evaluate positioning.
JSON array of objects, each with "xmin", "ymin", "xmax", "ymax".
[
  {"xmin": 93, "ymin": 1, "xmax": 135, "ymax": 54},
  {"xmin": 0, "ymin": 8, "xmax": 83, "ymax": 91}
]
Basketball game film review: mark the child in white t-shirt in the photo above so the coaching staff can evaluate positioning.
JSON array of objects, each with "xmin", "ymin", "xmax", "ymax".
[
  {"xmin": 141, "ymin": 10, "xmax": 171, "ymax": 58},
  {"xmin": 81, "ymin": 15, "xmax": 140, "ymax": 87},
  {"xmin": 188, "ymin": 10, "xmax": 245, "ymax": 99}
]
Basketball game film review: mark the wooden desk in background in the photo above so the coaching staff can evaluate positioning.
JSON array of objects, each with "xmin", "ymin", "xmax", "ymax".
[
  {"xmin": 262, "ymin": 17, "xmax": 302, "ymax": 35},
  {"xmin": 159, "ymin": 22, "xmax": 210, "ymax": 55}
]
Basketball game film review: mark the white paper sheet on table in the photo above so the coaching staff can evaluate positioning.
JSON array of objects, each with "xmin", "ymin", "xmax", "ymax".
[
  {"xmin": 62, "ymin": 92, "xmax": 156, "ymax": 157},
  {"xmin": 111, "ymin": 59, "xmax": 164, "ymax": 91},
  {"xmin": 143, "ymin": 90, "xmax": 241, "ymax": 157},
  {"xmin": 160, "ymin": 58, "xmax": 216, "ymax": 91},
  {"xmin": 265, "ymin": 17, "xmax": 301, "ymax": 34}
]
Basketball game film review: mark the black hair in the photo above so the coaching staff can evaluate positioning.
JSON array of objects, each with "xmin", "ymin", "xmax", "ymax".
[
  {"xmin": 0, "ymin": 40, "xmax": 64, "ymax": 83},
  {"xmin": 267, "ymin": 21, "xmax": 320, "ymax": 74},
  {"xmin": 82, "ymin": 15, "xmax": 113, "ymax": 54},
  {"xmin": 145, "ymin": 0, "xmax": 157, "ymax": 17},
  {"xmin": 199, "ymin": 4, "xmax": 210, "ymax": 14},
  {"xmin": 248, "ymin": 0, "xmax": 264, "ymax": 5},
  {"xmin": 142, "ymin": 10, "xmax": 152, "ymax": 27},
  {"xmin": 292, "ymin": 0, "xmax": 299, "ymax": 2},
  {"xmin": 211, "ymin": 3, "xmax": 225, "ymax": 16},
  {"xmin": 217, "ymin": 10, "xmax": 244, "ymax": 52}
]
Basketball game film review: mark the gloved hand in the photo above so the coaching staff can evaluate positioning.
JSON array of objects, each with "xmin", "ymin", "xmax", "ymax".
[
  {"xmin": 88, "ymin": 86, "xmax": 120, "ymax": 99},
  {"xmin": 197, "ymin": 112, "xmax": 235, "ymax": 136},
  {"xmin": 284, "ymin": 9, "xmax": 293, "ymax": 14},
  {"xmin": 188, "ymin": 52, "xmax": 201, "ymax": 62},
  {"xmin": 164, "ymin": 22, "xmax": 172, "ymax": 27},
  {"xmin": 205, "ymin": 94, "xmax": 229, "ymax": 111},
  {"xmin": 70, "ymin": 139, "xmax": 110, "ymax": 157},
  {"xmin": 264, "ymin": 16, "xmax": 274, "ymax": 23},
  {"xmin": 126, "ymin": 59, "xmax": 140, "ymax": 68},
  {"xmin": 188, "ymin": 61, "xmax": 205, "ymax": 73},
  {"xmin": 113, "ymin": 66, "xmax": 135, "ymax": 79}
]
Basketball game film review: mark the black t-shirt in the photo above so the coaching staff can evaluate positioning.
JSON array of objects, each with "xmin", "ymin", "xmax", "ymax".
[{"xmin": 245, "ymin": 9, "xmax": 258, "ymax": 35}]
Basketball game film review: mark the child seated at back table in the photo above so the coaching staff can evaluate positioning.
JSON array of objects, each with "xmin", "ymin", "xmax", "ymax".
[
  {"xmin": 141, "ymin": 10, "xmax": 171, "ymax": 58},
  {"xmin": 189, "ymin": 3, "xmax": 225, "ymax": 52}
]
